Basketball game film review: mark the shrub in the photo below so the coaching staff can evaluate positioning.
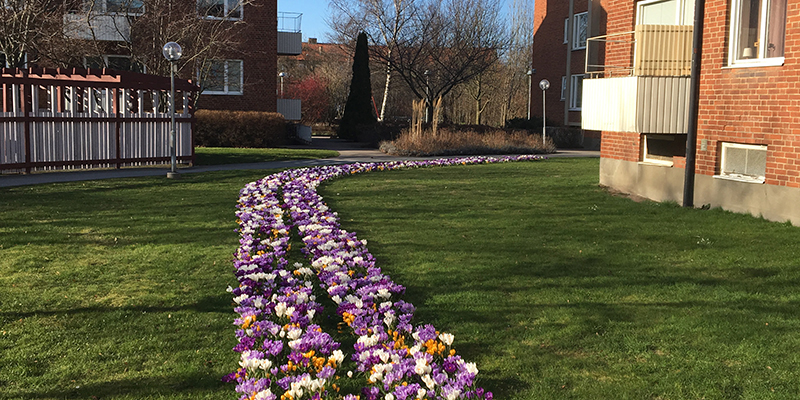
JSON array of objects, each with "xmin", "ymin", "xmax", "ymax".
[
  {"xmin": 380, "ymin": 126, "xmax": 555, "ymax": 156},
  {"xmin": 339, "ymin": 32, "xmax": 377, "ymax": 140},
  {"xmin": 195, "ymin": 110, "xmax": 287, "ymax": 148}
]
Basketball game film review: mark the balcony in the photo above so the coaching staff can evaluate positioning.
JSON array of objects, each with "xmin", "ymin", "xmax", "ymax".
[
  {"xmin": 582, "ymin": 25, "xmax": 693, "ymax": 134},
  {"xmin": 277, "ymin": 98, "xmax": 301, "ymax": 121},
  {"xmin": 278, "ymin": 12, "xmax": 302, "ymax": 56}
]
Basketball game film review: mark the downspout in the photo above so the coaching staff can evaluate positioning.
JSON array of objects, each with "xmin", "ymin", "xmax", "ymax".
[
  {"xmin": 564, "ymin": 0, "xmax": 574, "ymax": 126},
  {"xmin": 683, "ymin": 0, "xmax": 705, "ymax": 208}
]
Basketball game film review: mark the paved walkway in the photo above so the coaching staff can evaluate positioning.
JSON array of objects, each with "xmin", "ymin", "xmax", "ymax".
[{"xmin": 0, "ymin": 137, "xmax": 599, "ymax": 188}]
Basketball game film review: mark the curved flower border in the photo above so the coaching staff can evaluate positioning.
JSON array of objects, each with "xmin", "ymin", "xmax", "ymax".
[{"xmin": 227, "ymin": 155, "xmax": 545, "ymax": 400}]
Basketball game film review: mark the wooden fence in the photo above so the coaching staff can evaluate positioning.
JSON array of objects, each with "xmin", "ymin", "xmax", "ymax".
[{"xmin": 1, "ymin": 67, "xmax": 198, "ymax": 174}]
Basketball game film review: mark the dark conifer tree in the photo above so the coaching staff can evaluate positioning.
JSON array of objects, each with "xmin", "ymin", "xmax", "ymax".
[{"xmin": 339, "ymin": 32, "xmax": 376, "ymax": 140}]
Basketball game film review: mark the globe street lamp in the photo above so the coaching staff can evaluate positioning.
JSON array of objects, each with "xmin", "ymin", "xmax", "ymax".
[
  {"xmin": 162, "ymin": 41, "xmax": 182, "ymax": 179},
  {"xmin": 278, "ymin": 72, "xmax": 287, "ymax": 98},
  {"xmin": 539, "ymin": 79, "xmax": 550, "ymax": 147}
]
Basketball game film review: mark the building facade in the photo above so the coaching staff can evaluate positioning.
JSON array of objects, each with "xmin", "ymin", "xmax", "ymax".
[
  {"xmin": 532, "ymin": 0, "xmax": 604, "ymax": 149},
  {"xmin": 23, "ymin": 0, "xmax": 301, "ymax": 114},
  {"xmin": 582, "ymin": 0, "xmax": 800, "ymax": 225}
]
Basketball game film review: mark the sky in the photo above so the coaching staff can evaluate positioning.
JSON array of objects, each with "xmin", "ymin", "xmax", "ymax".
[{"xmin": 278, "ymin": 0, "xmax": 516, "ymax": 44}]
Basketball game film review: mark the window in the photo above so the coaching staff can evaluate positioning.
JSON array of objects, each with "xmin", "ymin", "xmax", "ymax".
[
  {"xmin": 560, "ymin": 76, "xmax": 566, "ymax": 101},
  {"xmin": 564, "ymin": 12, "xmax": 587, "ymax": 49},
  {"xmin": 642, "ymin": 134, "xmax": 687, "ymax": 166},
  {"xmin": 636, "ymin": 0, "xmax": 694, "ymax": 25},
  {"xmin": 572, "ymin": 12, "xmax": 588, "ymax": 50},
  {"xmin": 198, "ymin": 0, "xmax": 241, "ymax": 20},
  {"xmin": 84, "ymin": 0, "xmax": 144, "ymax": 14},
  {"xmin": 85, "ymin": 55, "xmax": 144, "ymax": 72},
  {"xmin": 202, "ymin": 60, "xmax": 243, "ymax": 95},
  {"xmin": 718, "ymin": 142, "xmax": 767, "ymax": 183},
  {"xmin": 0, "ymin": 53, "xmax": 6, "ymax": 68},
  {"xmin": 729, "ymin": 0, "xmax": 786, "ymax": 66},
  {"xmin": 569, "ymin": 74, "xmax": 584, "ymax": 110}
]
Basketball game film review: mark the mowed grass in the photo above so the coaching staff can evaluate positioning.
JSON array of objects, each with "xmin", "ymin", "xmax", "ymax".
[
  {"xmin": 319, "ymin": 158, "xmax": 800, "ymax": 400},
  {"xmin": 3, "ymin": 158, "xmax": 800, "ymax": 399},
  {"xmin": 194, "ymin": 147, "xmax": 338, "ymax": 166},
  {"xmin": 0, "ymin": 170, "xmax": 278, "ymax": 399}
]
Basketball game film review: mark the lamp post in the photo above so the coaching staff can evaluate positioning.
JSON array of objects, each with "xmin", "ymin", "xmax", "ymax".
[
  {"xmin": 278, "ymin": 72, "xmax": 287, "ymax": 98},
  {"xmin": 162, "ymin": 41, "xmax": 182, "ymax": 179},
  {"xmin": 526, "ymin": 69, "xmax": 533, "ymax": 120},
  {"xmin": 539, "ymin": 79, "xmax": 550, "ymax": 147}
]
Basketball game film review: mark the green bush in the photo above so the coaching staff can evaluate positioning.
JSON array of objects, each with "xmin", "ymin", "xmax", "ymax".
[{"xmin": 195, "ymin": 110, "xmax": 287, "ymax": 148}]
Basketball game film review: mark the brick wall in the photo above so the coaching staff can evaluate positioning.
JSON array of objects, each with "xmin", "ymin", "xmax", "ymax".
[
  {"xmin": 531, "ymin": 0, "xmax": 590, "ymax": 127},
  {"xmin": 693, "ymin": 0, "xmax": 800, "ymax": 188},
  {"xmin": 600, "ymin": 0, "xmax": 800, "ymax": 189},
  {"xmin": 197, "ymin": 0, "xmax": 278, "ymax": 112}
]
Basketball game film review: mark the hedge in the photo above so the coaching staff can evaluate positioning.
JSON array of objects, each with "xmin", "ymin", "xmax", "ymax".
[{"xmin": 195, "ymin": 110, "xmax": 287, "ymax": 148}]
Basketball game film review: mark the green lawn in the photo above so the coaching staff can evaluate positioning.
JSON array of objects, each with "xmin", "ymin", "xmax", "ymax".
[
  {"xmin": 193, "ymin": 147, "xmax": 338, "ymax": 165},
  {"xmin": 2, "ymin": 159, "xmax": 800, "ymax": 399},
  {"xmin": 319, "ymin": 158, "xmax": 800, "ymax": 400},
  {"xmin": 0, "ymin": 170, "xmax": 275, "ymax": 399}
]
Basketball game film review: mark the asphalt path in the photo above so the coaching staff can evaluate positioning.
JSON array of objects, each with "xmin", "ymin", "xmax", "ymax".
[{"xmin": 0, "ymin": 137, "xmax": 599, "ymax": 188}]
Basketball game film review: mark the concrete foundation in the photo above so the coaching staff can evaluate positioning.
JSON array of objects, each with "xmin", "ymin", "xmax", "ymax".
[{"xmin": 600, "ymin": 157, "xmax": 800, "ymax": 226}]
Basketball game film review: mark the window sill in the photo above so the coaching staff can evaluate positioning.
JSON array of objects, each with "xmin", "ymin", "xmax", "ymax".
[
  {"xmin": 713, "ymin": 174, "xmax": 765, "ymax": 184},
  {"xmin": 723, "ymin": 57, "xmax": 785, "ymax": 69},
  {"xmin": 201, "ymin": 91, "xmax": 243, "ymax": 96},
  {"xmin": 200, "ymin": 15, "xmax": 242, "ymax": 21},
  {"xmin": 639, "ymin": 160, "xmax": 673, "ymax": 167}
]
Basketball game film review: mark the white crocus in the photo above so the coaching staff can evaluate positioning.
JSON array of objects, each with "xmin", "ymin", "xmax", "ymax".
[{"xmin": 438, "ymin": 333, "xmax": 454, "ymax": 347}]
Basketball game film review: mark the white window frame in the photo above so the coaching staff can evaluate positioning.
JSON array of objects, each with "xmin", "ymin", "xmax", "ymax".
[
  {"xmin": 569, "ymin": 74, "xmax": 584, "ymax": 110},
  {"xmin": 571, "ymin": 12, "xmax": 588, "ymax": 50},
  {"xmin": 563, "ymin": 18, "xmax": 569, "ymax": 44},
  {"xmin": 560, "ymin": 76, "xmax": 566, "ymax": 101},
  {"xmin": 641, "ymin": 134, "xmax": 687, "ymax": 166},
  {"xmin": 727, "ymin": 0, "xmax": 786, "ymax": 68},
  {"xmin": 202, "ymin": 60, "xmax": 244, "ymax": 95},
  {"xmin": 635, "ymin": 0, "xmax": 694, "ymax": 25},
  {"xmin": 198, "ymin": 0, "xmax": 242, "ymax": 20},
  {"xmin": 84, "ymin": 0, "xmax": 144, "ymax": 15},
  {"xmin": 717, "ymin": 142, "xmax": 767, "ymax": 183}
]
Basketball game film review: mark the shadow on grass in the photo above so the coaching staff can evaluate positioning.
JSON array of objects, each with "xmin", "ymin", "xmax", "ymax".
[
  {"xmin": 0, "ymin": 294, "xmax": 232, "ymax": 321},
  {"xmin": 13, "ymin": 373, "xmax": 227, "ymax": 399}
]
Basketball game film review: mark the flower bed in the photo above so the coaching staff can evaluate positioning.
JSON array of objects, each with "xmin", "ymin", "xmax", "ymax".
[{"xmin": 226, "ymin": 155, "xmax": 545, "ymax": 400}]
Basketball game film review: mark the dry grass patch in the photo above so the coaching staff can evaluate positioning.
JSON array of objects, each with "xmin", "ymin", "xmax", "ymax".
[{"xmin": 381, "ymin": 128, "xmax": 554, "ymax": 156}]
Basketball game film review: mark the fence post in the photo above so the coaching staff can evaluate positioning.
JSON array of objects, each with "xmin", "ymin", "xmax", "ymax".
[
  {"xmin": 22, "ymin": 69, "xmax": 31, "ymax": 174},
  {"xmin": 114, "ymin": 87, "xmax": 122, "ymax": 169}
]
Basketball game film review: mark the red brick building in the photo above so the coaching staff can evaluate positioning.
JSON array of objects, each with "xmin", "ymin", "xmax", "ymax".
[
  {"xmin": 532, "ymin": 0, "xmax": 604, "ymax": 149},
  {"xmin": 56, "ymin": 0, "xmax": 301, "ymax": 114},
  {"xmin": 582, "ymin": 0, "xmax": 800, "ymax": 224}
]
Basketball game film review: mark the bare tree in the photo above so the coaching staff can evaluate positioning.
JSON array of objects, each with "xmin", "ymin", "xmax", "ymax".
[
  {"xmin": 0, "ymin": 0, "xmax": 71, "ymax": 67},
  {"xmin": 329, "ymin": 0, "xmax": 415, "ymax": 122},
  {"xmin": 330, "ymin": 0, "xmax": 508, "ymax": 123},
  {"xmin": 500, "ymin": 0, "xmax": 535, "ymax": 122}
]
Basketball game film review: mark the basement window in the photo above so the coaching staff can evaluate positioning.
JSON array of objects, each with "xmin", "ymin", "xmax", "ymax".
[
  {"xmin": 642, "ymin": 134, "xmax": 686, "ymax": 166},
  {"xmin": 717, "ymin": 142, "xmax": 766, "ymax": 183}
]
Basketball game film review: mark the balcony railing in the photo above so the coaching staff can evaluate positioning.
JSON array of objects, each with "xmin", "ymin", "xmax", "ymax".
[
  {"xmin": 277, "ymin": 12, "xmax": 302, "ymax": 55},
  {"xmin": 277, "ymin": 98, "xmax": 301, "ymax": 121},
  {"xmin": 585, "ymin": 25, "xmax": 693, "ymax": 78}
]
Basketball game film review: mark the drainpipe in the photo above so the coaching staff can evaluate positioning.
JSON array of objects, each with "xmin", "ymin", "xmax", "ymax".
[
  {"xmin": 564, "ymin": 0, "xmax": 574, "ymax": 126},
  {"xmin": 683, "ymin": 0, "xmax": 705, "ymax": 208}
]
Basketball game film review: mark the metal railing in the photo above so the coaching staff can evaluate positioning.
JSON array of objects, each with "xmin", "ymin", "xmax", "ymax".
[
  {"xmin": 278, "ymin": 12, "xmax": 302, "ymax": 33},
  {"xmin": 585, "ymin": 25, "xmax": 693, "ymax": 79},
  {"xmin": 585, "ymin": 30, "xmax": 636, "ymax": 79}
]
